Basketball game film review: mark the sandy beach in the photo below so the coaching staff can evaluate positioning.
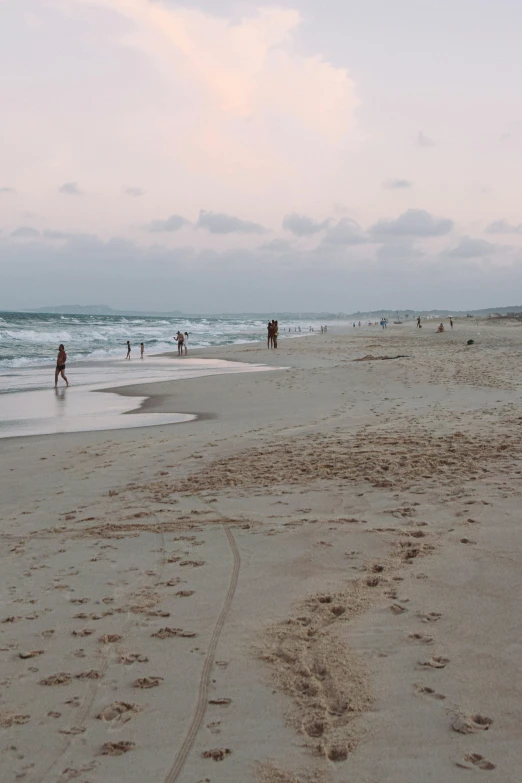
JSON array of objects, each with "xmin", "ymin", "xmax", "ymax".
[{"xmin": 1, "ymin": 319, "xmax": 521, "ymax": 783}]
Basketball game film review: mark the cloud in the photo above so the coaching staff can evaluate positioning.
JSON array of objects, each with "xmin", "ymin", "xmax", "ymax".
[
  {"xmin": 11, "ymin": 226, "xmax": 40, "ymax": 238},
  {"xmin": 417, "ymin": 131, "xmax": 436, "ymax": 148},
  {"xmin": 0, "ymin": 187, "xmax": 16, "ymax": 194},
  {"xmin": 383, "ymin": 179, "xmax": 412, "ymax": 190},
  {"xmin": 322, "ymin": 218, "xmax": 366, "ymax": 245},
  {"xmin": 282, "ymin": 213, "xmax": 330, "ymax": 236},
  {"xmin": 142, "ymin": 215, "xmax": 190, "ymax": 232},
  {"xmin": 486, "ymin": 220, "xmax": 522, "ymax": 235},
  {"xmin": 370, "ymin": 209, "xmax": 453, "ymax": 238},
  {"xmin": 43, "ymin": 230, "xmax": 74, "ymax": 240},
  {"xmin": 259, "ymin": 238, "xmax": 293, "ymax": 252},
  {"xmin": 124, "ymin": 187, "xmax": 145, "ymax": 197},
  {"xmin": 64, "ymin": 1, "xmax": 358, "ymax": 189},
  {"xmin": 196, "ymin": 210, "xmax": 267, "ymax": 234},
  {"xmin": 59, "ymin": 182, "xmax": 83, "ymax": 196},
  {"xmin": 448, "ymin": 237, "xmax": 498, "ymax": 258}
]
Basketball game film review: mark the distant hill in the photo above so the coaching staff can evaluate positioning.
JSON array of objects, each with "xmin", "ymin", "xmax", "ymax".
[
  {"xmin": 17, "ymin": 304, "xmax": 522, "ymax": 319},
  {"xmin": 27, "ymin": 304, "xmax": 185, "ymax": 317}
]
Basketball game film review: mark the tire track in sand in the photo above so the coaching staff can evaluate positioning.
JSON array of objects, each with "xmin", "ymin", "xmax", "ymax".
[{"xmin": 163, "ymin": 525, "xmax": 240, "ymax": 783}]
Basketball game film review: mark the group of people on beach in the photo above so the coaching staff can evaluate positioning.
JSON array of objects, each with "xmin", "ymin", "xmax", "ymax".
[
  {"xmin": 267, "ymin": 320, "xmax": 279, "ymax": 349},
  {"xmin": 125, "ymin": 341, "xmax": 145, "ymax": 359},
  {"xmin": 176, "ymin": 331, "xmax": 189, "ymax": 356}
]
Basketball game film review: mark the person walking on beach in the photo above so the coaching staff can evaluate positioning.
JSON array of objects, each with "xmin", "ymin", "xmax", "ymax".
[
  {"xmin": 450, "ymin": 318, "xmax": 454, "ymax": 329},
  {"xmin": 126, "ymin": 340, "xmax": 131, "ymax": 359},
  {"xmin": 140, "ymin": 343, "xmax": 144, "ymax": 359},
  {"xmin": 176, "ymin": 331, "xmax": 184, "ymax": 356},
  {"xmin": 55, "ymin": 344, "xmax": 69, "ymax": 388},
  {"xmin": 416, "ymin": 316, "xmax": 422, "ymax": 328},
  {"xmin": 184, "ymin": 332, "xmax": 189, "ymax": 356},
  {"xmin": 273, "ymin": 320, "xmax": 278, "ymax": 349}
]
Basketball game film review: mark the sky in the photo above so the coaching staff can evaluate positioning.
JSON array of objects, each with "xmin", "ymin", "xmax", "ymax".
[{"xmin": 1, "ymin": 0, "xmax": 522, "ymax": 313}]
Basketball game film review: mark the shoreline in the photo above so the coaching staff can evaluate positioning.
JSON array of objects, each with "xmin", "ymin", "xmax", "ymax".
[{"xmin": 0, "ymin": 320, "xmax": 519, "ymax": 782}]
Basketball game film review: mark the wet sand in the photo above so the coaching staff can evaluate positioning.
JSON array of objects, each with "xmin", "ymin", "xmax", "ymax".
[{"xmin": 1, "ymin": 319, "xmax": 521, "ymax": 782}]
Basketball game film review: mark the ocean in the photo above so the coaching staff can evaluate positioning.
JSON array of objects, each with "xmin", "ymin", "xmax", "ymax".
[
  {"xmin": 0, "ymin": 311, "xmax": 317, "ymax": 436},
  {"xmin": 0, "ymin": 311, "xmax": 320, "ymax": 394}
]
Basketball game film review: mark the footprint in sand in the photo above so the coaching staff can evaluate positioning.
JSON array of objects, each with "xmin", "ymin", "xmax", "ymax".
[
  {"xmin": 414, "ymin": 683, "xmax": 446, "ymax": 700},
  {"xmin": 390, "ymin": 604, "xmax": 407, "ymax": 614},
  {"xmin": 452, "ymin": 713, "xmax": 493, "ymax": 734},
  {"xmin": 408, "ymin": 632, "xmax": 434, "ymax": 644},
  {"xmin": 75, "ymin": 669, "xmax": 103, "ymax": 680},
  {"xmin": 417, "ymin": 612, "xmax": 442, "ymax": 623},
  {"xmin": 99, "ymin": 634, "xmax": 122, "ymax": 643},
  {"xmin": 419, "ymin": 655, "xmax": 450, "ymax": 669},
  {"xmin": 0, "ymin": 713, "xmax": 30, "ymax": 728},
  {"xmin": 40, "ymin": 673, "xmax": 72, "ymax": 686},
  {"xmin": 456, "ymin": 753, "xmax": 496, "ymax": 770},
  {"xmin": 133, "ymin": 676, "xmax": 163, "ymax": 689},
  {"xmin": 176, "ymin": 590, "xmax": 195, "ymax": 598},
  {"xmin": 97, "ymin": 702, "xmax": 143, "ymax": 725},
  {"xmin": 151, "ymin": 627, "xmax": 196, "ymax": 639},
  {"xmin": 119, "ymin": 652, "xmax": 149, "ymax": 665},
  {"xmin": 202, "ymin": 748, "xmax": 232, "ymax": 761},
  {"xmin": 101, "ymin": 741, "xmax": 135, "ymax": 756}
]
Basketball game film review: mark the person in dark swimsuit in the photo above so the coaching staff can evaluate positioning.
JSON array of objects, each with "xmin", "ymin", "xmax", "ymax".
[
  {"xmin": 55, "ymin": 344, "xmax": 69, "ymax": 388},
  {"xmin": 177, "ymin": 331, "xmax": 184, "ymax": 356},
  {"xmin": 126, "ymin": 340, "xmax": 131, "ymax": 359}
]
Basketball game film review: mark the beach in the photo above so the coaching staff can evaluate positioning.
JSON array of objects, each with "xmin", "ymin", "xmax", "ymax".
[{"xmin": 1, "ymin": 319, "xmax": 521, "ymax": 782}]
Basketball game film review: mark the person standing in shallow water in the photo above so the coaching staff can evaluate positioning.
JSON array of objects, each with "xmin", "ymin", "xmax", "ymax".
[
  {"xmin": 176, "ymin": 331, "xmax": 184, "ymax": 356},
  {"xmin": 140, "ymin": 343, "xmax": 144, "ymax": 359},
  {"xmin": 126, "ymin": 341, "xmax": 131, "ymax": 359},
  {"xmin": 55, "ymin": 344, "xmax": 69, "ymax": 388}
]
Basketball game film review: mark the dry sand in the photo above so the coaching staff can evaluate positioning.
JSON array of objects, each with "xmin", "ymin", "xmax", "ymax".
[{"xmin": 1, "ymin": 319, "xmax": 521, "ymax": 782}]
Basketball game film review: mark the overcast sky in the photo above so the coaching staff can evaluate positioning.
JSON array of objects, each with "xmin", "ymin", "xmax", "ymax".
[{"xmin": 1, "ymin": 0, "xmax": 522, "ymax": 313}]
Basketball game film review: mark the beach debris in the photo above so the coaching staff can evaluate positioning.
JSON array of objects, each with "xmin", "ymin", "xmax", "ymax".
[
  {"xmin": 209, "ymin": 698, "xmax": 232, "ymax": 706},
  {"xmin": 354, "ymin": 354, "xmax": 409, "ymax": 362},
  {"xmin": 19, "ymin": 650, "xmax": 44, "ymax": 659}
]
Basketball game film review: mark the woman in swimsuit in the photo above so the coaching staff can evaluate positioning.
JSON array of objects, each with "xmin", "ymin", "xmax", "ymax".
[{"xmin": 55, "ymin": 344, "xmax": 69, "ymax": 388}]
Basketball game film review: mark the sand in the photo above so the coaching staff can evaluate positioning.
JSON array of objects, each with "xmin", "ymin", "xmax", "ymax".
[{"xmin": 1, "ymin": 319, "xmax": 521, "ymax": 782}]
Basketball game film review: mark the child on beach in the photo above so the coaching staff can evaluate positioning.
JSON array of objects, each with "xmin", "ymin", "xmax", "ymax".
[
  {"xmin": 55, "ymin": 344, "xmax": 69, "ymax": 388},
  {"xmin": 184, "ymin": 332, "xmax": 189, "ymax": 356}
]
